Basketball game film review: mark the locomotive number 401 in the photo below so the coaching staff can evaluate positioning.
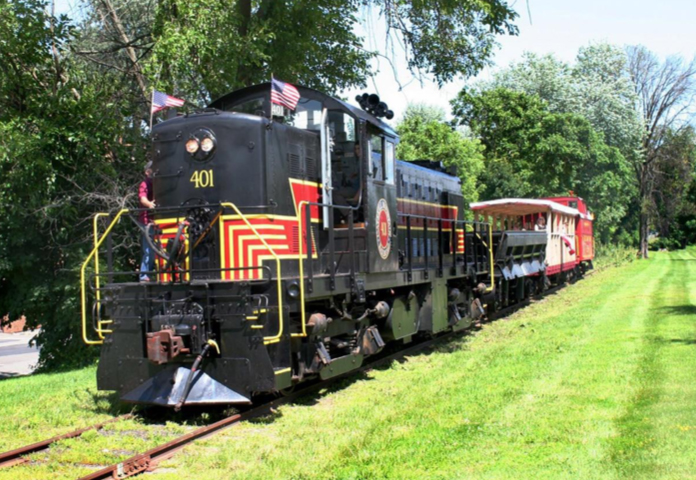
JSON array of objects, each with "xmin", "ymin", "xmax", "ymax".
[{"xmin": 190, "ymin": 169, "xmax": 215, "ymax": 188}]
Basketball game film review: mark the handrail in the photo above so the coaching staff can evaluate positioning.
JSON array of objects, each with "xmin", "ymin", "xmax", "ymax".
[
  {"xmin": 294, "ymin": 201, "xmax": 310, "ymax": 338},
  {"xmin": 93, "ymin": 213, "xmax": 110, "ymax": 339},
  {"xmin": 397, "ymin": 213, "xmax": 494, "ymax": 293},
  {"xmin": 487, "ymin": 222, "xmax": 494, "ymax": 292},
  {"xmin": 293, "ymin": 201, "xmax": 358, "ymax": 338},
  {"xmin": 220, "ymin": 202, "xmax": 284, "ymax": 345},
  {"xmin": 80, "ymin": 209, "xmax": 130, "ymax": 345}
]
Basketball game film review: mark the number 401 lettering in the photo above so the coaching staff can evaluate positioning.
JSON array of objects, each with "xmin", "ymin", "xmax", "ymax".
[{"xmin": 190, "ymin": 169, "xmax": 214, "ymax": 188}]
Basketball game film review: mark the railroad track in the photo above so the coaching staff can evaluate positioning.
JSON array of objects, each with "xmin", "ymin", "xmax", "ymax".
[
  {"xmin": 0, "ymin": 330, "xmax": 463, "ymax": 479},
  {"xmin": 0, "ymin": 278, "xmax": 578, "ymax": 479},
  {"xmin": 0, "ymin": 415, "xmax": 132, "ymax": 468}
]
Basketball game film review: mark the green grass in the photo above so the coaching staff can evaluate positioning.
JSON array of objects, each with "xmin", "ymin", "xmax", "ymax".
[
  {"xmin": 1, "ymin": 249, "xmax": 696, "ymax": 479},
  {"xmin": 154, "ymin": 249, "xmax": 696, "ymax": 479}
]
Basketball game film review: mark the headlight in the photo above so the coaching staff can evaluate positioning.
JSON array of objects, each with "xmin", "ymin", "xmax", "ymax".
[
  {"xmin": 185, "ymin": 138, "xmax": 200, "ymax": 154},
  {"xmin": 200, "ymin": 137, "xmax": 215, "ymax": 153}
]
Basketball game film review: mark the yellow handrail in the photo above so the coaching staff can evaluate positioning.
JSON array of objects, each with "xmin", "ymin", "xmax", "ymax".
[
  {"xmin": 81, "ymin": 209, "xmax": 129, "ymax": 345},
  {"xmin": 292, "ymin": 201, "xmax": 310, "ymax": 338},
  {"xmin": 487, "ymin": 222, "xmax": 494, "ymax": 293},
  {"xmin": 93, "ymin": 213, "xmax": 110, "ymax": 339},
  {"xmin": 220, "ymin": 203, "xmax": 284, "ymax": 345}
]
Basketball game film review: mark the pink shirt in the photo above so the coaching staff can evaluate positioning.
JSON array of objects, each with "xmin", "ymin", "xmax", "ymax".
[{"xmin": 139, "ymin": 178, "xmax": 153, "ymax": 225}]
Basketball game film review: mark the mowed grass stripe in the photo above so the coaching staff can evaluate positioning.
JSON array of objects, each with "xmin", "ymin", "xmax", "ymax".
[
  {"xmin": 462, "ymin": 255, "xmax": 668, "ymax": 478},
  {"xmin": 608, "ymin": 249, "xmax": 696, "ymax": 478}
]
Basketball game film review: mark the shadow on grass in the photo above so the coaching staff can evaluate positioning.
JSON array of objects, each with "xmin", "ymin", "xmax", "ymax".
[
  {"xmin": 83, "ymin": 389, "xmax": 134, "ymax": 416},
  {"xmin": 128, "ymin": 332, "xmax": 477, "ymax": 428},
  {"xmin": 667, "ymin": 338, "xmax": 696, "ymax": 345},
  {"xmin": 102, "ymin": 321, "xmax": 485, "ymax": 429},
  {"xmin": 662, "ymin": 305, "xmax": 696, "ymax": 316}
]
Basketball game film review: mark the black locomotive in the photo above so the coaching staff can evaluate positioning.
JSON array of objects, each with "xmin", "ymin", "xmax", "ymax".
[{"xmin": 81, "ymin": 84, "xmax": 508, "ymax": 408}]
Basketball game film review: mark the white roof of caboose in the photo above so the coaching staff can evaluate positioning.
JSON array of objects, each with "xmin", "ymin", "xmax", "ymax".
[{"xmin": 470, "ymin": 198, "xmax": 590, "ymax": 219}]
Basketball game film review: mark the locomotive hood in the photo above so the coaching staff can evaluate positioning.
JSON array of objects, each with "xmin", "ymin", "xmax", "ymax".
[{"xmin": 151, "ymin": 111, "xmax": 268, "ymax": 209}]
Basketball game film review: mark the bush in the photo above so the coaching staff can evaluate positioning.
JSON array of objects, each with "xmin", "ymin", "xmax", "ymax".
[
  {"xmin": 648, "ymin": 236, "xmax": 683, "ymax": 251},
  {"xmin": 594, "ymin": 243, "xmax": 636, "ymax": 269}
]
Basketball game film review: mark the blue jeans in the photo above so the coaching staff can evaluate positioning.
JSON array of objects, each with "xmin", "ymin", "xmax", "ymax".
[{"xmin": 140, "ymin": 229, "xmax": 155, "ymax": 281}]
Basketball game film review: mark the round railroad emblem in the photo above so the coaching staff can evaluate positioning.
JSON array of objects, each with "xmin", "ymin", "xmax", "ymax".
[{"xmin": 376, "ymin": 198, "xmax": 392, "ymax": 259}]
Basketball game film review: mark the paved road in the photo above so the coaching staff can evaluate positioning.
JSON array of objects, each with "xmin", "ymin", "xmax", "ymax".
[{"xmin": 0, "ymin": 331, "xmax": 39, "ymax": 378}]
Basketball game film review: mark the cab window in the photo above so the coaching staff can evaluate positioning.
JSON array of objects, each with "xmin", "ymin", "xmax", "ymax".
[
  {"xmin": 384, "ymin": 140, "xmax": 395, "ymax": 184},
  {"xmin": 227, "ymin": 96, "xmax": 265, "ymax": 116},
  {"xmin": 285, "ymin": 99, "xmax": 323, "ymax": 131},
  {"xmin": 370, "ymin": 135, "xmax": 384, "ymax": 181}
]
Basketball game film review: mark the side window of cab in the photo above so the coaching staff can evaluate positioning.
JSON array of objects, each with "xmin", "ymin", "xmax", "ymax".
[
  {"xmin": 370, "ymin": 135, "xmax": 384, "ymax": 181},
  {"xmin": 384, "ymin": 140, "xmax": 395, "ymax": 185}
]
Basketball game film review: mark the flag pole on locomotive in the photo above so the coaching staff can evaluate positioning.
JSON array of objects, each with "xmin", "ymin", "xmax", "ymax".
[
  {"xmin": 270, "ymin": 76, "xmax": 301, "ymax": 117},
  {"xmin": 149, "ymin": 89, "xmax": 186, "ymax": 129},
  {"xmin": 142, "ymin": 89, "xmax": 186, "ymax": 282}
]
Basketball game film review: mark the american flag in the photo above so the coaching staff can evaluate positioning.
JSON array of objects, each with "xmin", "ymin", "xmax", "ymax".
[
  {"xmin": 151, "ymin": 90, "xmax": 185, "ymax": 114},
  {"xmin": 271, "ymin": 78, "xmax": 300, "ymax": 111}
]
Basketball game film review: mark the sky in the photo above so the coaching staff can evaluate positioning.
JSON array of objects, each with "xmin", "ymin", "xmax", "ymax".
[
  {"xmin": 54, "ymin": 0, "xmax": 696, "ymax": 122},
  {"xmin": 344, "ymin": 0, "xmax": 696, "ymax": 122}
]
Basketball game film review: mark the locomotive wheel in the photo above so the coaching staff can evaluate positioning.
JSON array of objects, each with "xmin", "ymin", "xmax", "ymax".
[{"xmin": 278, "ymin": 385, "xmax": 296, "ymax": 397}]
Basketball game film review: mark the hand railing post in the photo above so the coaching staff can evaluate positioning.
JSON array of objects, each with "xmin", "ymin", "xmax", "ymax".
[
  {"xmin": 328, "ymin": 205, "xmax": 335, "ymax": 291},
  {"xmin": 424, "ymin": 218, "xmax": 429, "ymax": 280},
  {"xmin": 304, "ymin": 202, "xmax": 313, "ymax": 293},
  {"xmin": 451, "ymin": 221, "xmax": 457, "ymax": 274},
  {"xmin": 348, "ymin": 208, "xmax": 355, "ymax": 289},
  {"xmin": 406, "ymin": 215, "xmax": 412, "ymax": 282},
  {"xmin": 437, "ymin": 218, "xmax": 443, "ymax": 277},
  {"xmin": 107, "ymin": 226, "xmax": 113, "ymax": 284},
  {"xmin": 474, "ymin": 222, "xmax": 480, "ymax": 274}
]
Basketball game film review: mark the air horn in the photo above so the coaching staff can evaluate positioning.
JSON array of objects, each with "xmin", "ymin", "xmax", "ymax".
[{"xmin": 355, "ymin": 93, "xmax": 394, "ymax": 120}]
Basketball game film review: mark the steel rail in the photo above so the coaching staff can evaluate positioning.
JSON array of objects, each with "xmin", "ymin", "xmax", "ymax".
[{"xmin": 0, "ymin": 415, "xmax": 132, "ymax": 469}]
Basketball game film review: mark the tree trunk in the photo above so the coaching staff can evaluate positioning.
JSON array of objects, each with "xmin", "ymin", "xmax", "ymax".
[
  {"xmin": 639, "ymin": 210, "xmax": 649, "ymax": 259},
  {"xmin": 99, "ymin": 0, "xmax": 148, "ymax": 100}
]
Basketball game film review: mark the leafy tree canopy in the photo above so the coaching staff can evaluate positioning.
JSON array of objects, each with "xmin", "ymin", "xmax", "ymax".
[
  {"xmin": 396, "ymin": 104, "xmax": 484, "ymax": 204},
  {"xmin": 452, "ymin": 87, "xmax": 633, "ymax": 242},
  {"xmin": 147, "ymin": 0, "xmax": 519, "ymax": 103}
]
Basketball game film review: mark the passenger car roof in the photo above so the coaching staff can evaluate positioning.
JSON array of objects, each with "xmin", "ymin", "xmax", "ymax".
[{"xmin": 470, "ymin": 198, "xmax": 590, "ymax": 219}]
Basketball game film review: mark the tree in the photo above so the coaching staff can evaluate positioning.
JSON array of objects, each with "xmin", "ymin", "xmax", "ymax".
[
  {"xmin": 375, "ymin": 0, "xmax": 518, "ymax": 84},
  {"xmin": 491, "ymin": 52, "xmax": 574, "ymax": 113},
  {"xmin": 452, "ymin": 87, "xmax": 632, "ymax": 242},
  {"xmin": 395, "ymin": 104, "xmax": 484, "ymax": 204},
  {"xmin": 0, "ymin": 0, "xmax": 144, "ymax": 369},
  {"xmin": 490, "ymin": 46, "xmax": 643, "ymax": 173},
  {"xmin": 476, "ymin": 44, "xmax": 643, "ymax": 245},
  {"xmin": 650, "ymin": 126, "xmax": 696, "ymax": 242},
  {"xmin": 144, "ymin": 0, "xmax": 519, "ymax": 102},
  {"xmin": 626, "ymin": 46, "xmax": 696, "ymax": 258}
]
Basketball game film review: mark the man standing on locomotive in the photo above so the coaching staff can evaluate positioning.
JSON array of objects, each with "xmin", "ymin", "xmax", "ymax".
[{"xmin": 139, "ymin": 161, "xmax": 156, "ymax": 282}]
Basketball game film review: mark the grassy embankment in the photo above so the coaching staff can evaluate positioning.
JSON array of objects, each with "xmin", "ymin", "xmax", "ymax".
[{"xmin": 1, "ymin": 249, "xmax": 695, "ymax": 479}]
